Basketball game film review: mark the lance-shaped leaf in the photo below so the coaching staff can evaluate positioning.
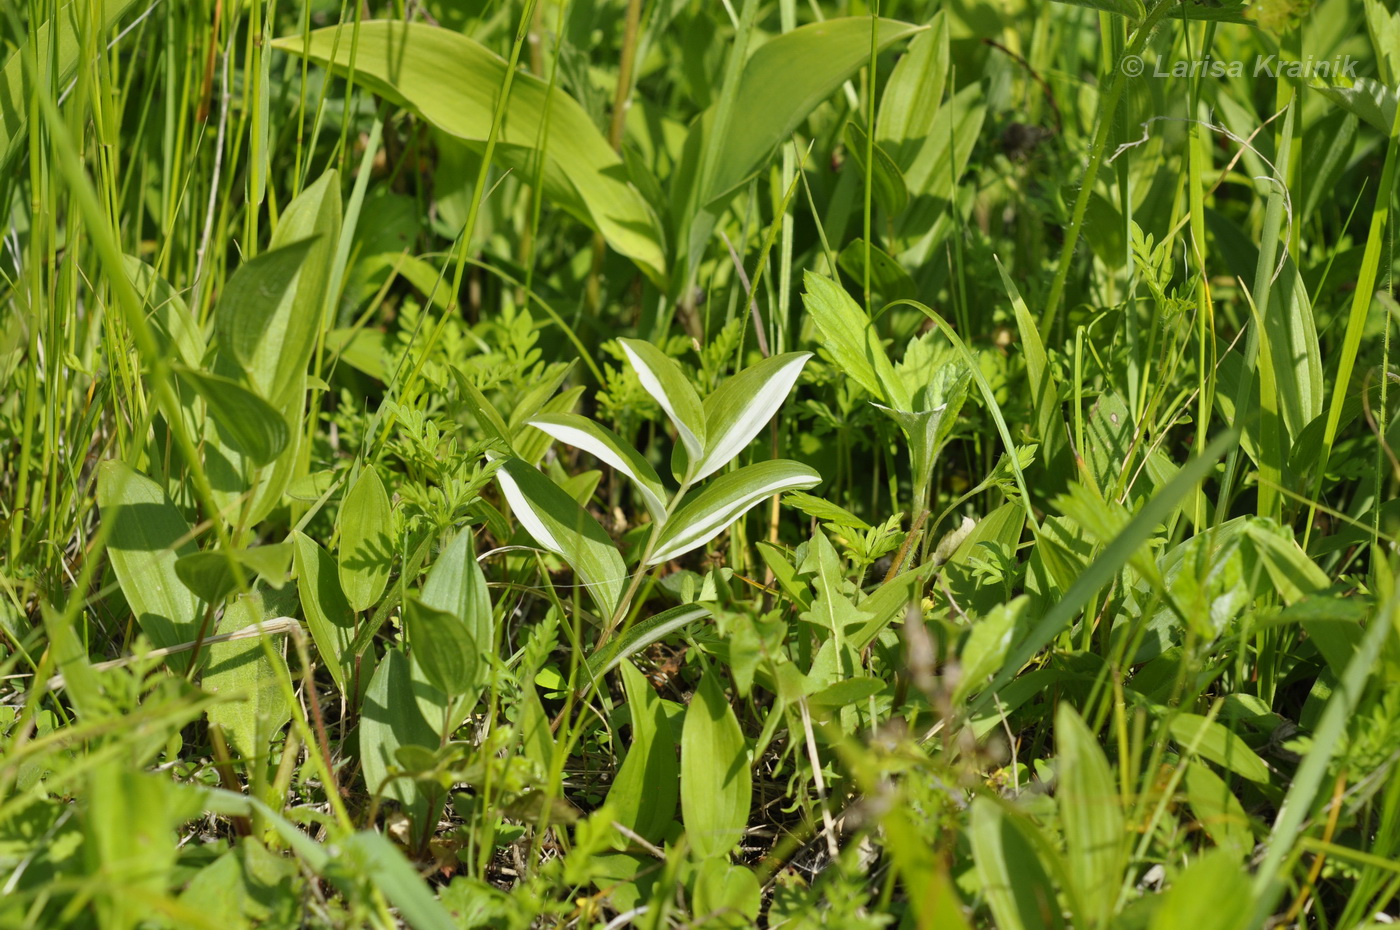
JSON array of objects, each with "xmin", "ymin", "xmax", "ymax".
[
  {"xmin": 270, "ymin": 22, "xmax": 666, "ymax": 283},
  {"xmin": 292, "ymin": 531, "xmax": 355, "ymax": 694},
  {"xmin": 420, "ymin": 527, "xmax": 493, "ymax": 661},
  {"xmin": 648, "ymin": 461, "xmax": 821, "ymax": 565},
  {"xmin": 338, "ymin": 466, "xmax": 394, "ymax": 612},
  {"xmin": 608, "ymin": 661, "xmax": 680, "ymax": 842},
  {"xmin": 586, "ymin": 604, "xmax": 712, "ymax": 679},
  {"xmin": 172, "ymin": 365, "xmax": 289, "ymax": 466},
  {"xmin": 618, "ymin": 339, "xmax": 706, "ymax": 465},
  {"xmin": 527, "ymin": 412, "xmax": 669, "ymax": 524},
  {"xmin": 800, "ymin": 272, "xmax": 909, "ymax": 409},
  {"xmin": 492, "ymin": 456, "xmax": 626, "ymax": 620},
  {"xmin": 1056, "ymin": 704, "xmax": 1126, "ymax": 926},
  {"xmin": 680, "ymin": 667, "xmax": 751, "ymax": 859},
  {"xmin": 694, "ymin": 352, "xmax": 812, "ymax": 481}
]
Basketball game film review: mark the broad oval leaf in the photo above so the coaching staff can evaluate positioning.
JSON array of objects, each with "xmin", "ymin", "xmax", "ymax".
[
  {"xmin": 694, "ymin": 352, "xmax": 812, "ymax": 481},
  {"xmin": 338, "ymin": 466, "xmax": 394, "ymax": 612},
  {"xmin": 700, "ymin": 17, "xmax": 923, "ymax": 205},
  {"xmin": 214, "ymin": 238, "xmax": 317, "ymax": 402},
  {"xmin": 527, "ymin": 412, "xmax": 669, "ymax": 524},
  {"xmin": 404, "ymin": 597, "xmax": 478, "ymax": 699},
  {"xmin": 204, "ymin": 586, "xmax": 294, "ymax": 762},
  {"xmin": 680, "ymin": 667, "xmax": 750, "ymax": 859},
  {"xmin": 618, "ymin": 339, "xmax": 707, "ymax": 466},
  {"xmin": 96, "ymin": 461, "xmax": 203, "ymax": 672},
  {"xmin": 607, "ymin": 661, "xmax": 680, "ymax": 843},
  {"xmin": 876, "ymin": 14, "xmax": 950, "ymax": 168},
  {"xmin": 271, "ymin": 22, "xmax": 666, "ymax": 283},
  {"xmin": 172, "ymin": 365, "xmax": 289, "ymax": 466},
  {"xmin": 492, "ymin": 456, "xmax": 627, "ymax": 620},
  {"xmin": 647, "ymin": 460, "xmax": 821, "ymax": 566},
  {"xmin": 799, "ymin": 272, "xmax": 909, "ymax": 409},
  {"xmin": 174, "ymin": 543, "xmax": 293, "ymax": 604},
  {"xmin": 292, "ymin": 530, "xmax": 355, "ymax": 694}
]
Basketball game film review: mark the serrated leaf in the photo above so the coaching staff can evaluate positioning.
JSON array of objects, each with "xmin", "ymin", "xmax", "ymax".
[
  {"xmin": 96, "ymin": 461, "xmax": 202, "ymax": 672},
  {"xmin": 800, "ymin": 272, "xmax": 909, "ymax": 409},
  {"xmin": 492, "ymin": 456, "xmax": 626, "ymax": 620},
  {"xmin": 680, "ymin": 667, "xmax": 750, "ymax": 859},
  {"xmin": 648, "ymin": 461, "xmax": 821, "ymax": 565},
  {"xmin": 1051, "ymin": 0, "xmax": 1144, "ymax": 20},
  {"xmin": 608, "ymin": 662, "xmax": 679, "ymax": 842},
  {"xmin": 291, "ymin": 531, "xmax": 355, "ymax": 695},
  {"xmin": 271, "ymin": 22, "xmax": 666, "ymax": 283},
  {"xmin": 618, "ymin": 339, "xmax": 706, "ymax": 466},
  {"xmin": 528, "ymin": 412, "xmax": 669, "ymax": 524},
  {"xmin": 338, "ymin": 466, "xmax": 394, "ymax": 613},
  {"xmin": 1309, "ymin": 76, "xmax": 1398, "ymax": 134},
  {"xmin": 694, "ymin": 352, "xmax": 812, "ymax": 481}
]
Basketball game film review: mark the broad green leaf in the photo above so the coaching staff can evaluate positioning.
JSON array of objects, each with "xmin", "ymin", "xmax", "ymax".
[
  {"xmin": 1168, "ymin": 713, "xmax": 1272, "ymax": 784},
  {"xmin": 271, "ymin": 22, "xmax": 666, "ymax": 283},
  {"xmin": 1056, "ymin": 704, "xmax": 1125, "ymax": 926},
  {"xmin": 214, "ymin": 239, "xmax": 317, "ymax": 402},
  {"xmin": 1309, "ymin": 76, "xmax": 1398, "ymax": 134},
  {"xmin": 876, "ymin": 14, "xmax": 949, "ymax": 167},
  {"xmin": 360, "ymin": 648, "xmax": 441, "ymax": 820},
  {"xmin": 800, "ymin": 272, "xmax": 909, "ymax": 409},
  {"xmin": 336, "ymin": 832, "xmax": 458, "ymax": 930},
  {"xmin": 1183, "ymin": 761, "xmax": 1253, "ymax": 858},
  {"xmin": 528, "ymin": 412, "xmax": 669, "ymax": 524},
  {"xmin": 952, "ymin": 597, "xmax": 1023, "ymax": 705},
  {"xmin": 1368, "ymin": 0, "xmax": 1400, "ymax": 86},
  {"xmin": 1050, "ymin": 0, "xmax": 1145, "ymax": 20},
  {"xmin": 618, "ymin": 338, "xmax": 707, "ymax": 465},
  {"xmin": 694, "ymin": 352, "xmax": 812, "ymax": 481},
  {"xmin": 338, "ymin": 466, "xmax": 393, "ymax": 613},
  {"xmin": 96, "ymin": 461, "xmax": 202, "ymax": 671},
  {"xmin": 1149, "ymin": 850, "xmax": 1251, "ymax": 930},
  {"xmin": 123, "ymin": 256, "xmax": 205, "ymax": 369},
  {"xmin": 0, "ymin": 0, "xmax": 145, "ymax": 170},
  {"xmin": 175, "ymin": 543, "xmax": 292, "ymax": 604},
  {"xmin": 172, "ymin": 366, "xmax": 289, "ymax": 466},
  {"xmin": 420, "ymin": 528, "xmax": 493, "ymax": 668},
  {"xmin": 607, "ymin": 662, "xmax": 679, "ymax": 843},
  {"xmin": 968, "ymin": 798, "xmax": 1066, "ymax": 930},
  {"xmin": 697, "ymin": 17, "xmax": 923, "ymax": 206},
  {"xmin": 291, "ymin": 531, "xmax": 355, "ymax": 694},
  {"xmin": 585, "ymin": 604, "xmax": 711, "ymax": 679},
  {"xmin": 405, "ymin": 597, "xmax": 478, "ymax": 699},
  {"xmin": 647, "ymin": 460, "xmax": 821, "ymax": 565},
  {"xmin": 843, "ymin": 122, "xmax": 908, "ymax": 216},
  {"xmin": 680, "ymin": 667, "xmax": 750, "ymax": 859},
  {"xmin": 492, "ymin": 456, "xmax": 626, "ymax": 620},
  {"xmin": 691, "ymin": 858, "xmax": 762, "ymax": 927},
  {"xmin": 204, "ymin": 586, "xmax": 295, "ymax": 762},
  {"xmin": 891, "ymin": 85, "xmax": 986, "ymax": 267}
]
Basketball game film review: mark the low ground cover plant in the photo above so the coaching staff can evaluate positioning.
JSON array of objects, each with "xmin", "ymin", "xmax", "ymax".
[{"xmin": 2, "ymin": 0, "xmax": 1400, "ymax": 926}]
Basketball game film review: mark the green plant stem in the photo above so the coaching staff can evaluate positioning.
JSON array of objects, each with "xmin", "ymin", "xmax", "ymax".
[{"xmin": 1040, "ymin": 1, "xmax": 1172, "ymax": 338}]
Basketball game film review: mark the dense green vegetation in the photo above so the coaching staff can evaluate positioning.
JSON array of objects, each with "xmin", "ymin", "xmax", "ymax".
[{"xmin": 2, "ymin": 0, "xmax": 1400, "ymax": 926}]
